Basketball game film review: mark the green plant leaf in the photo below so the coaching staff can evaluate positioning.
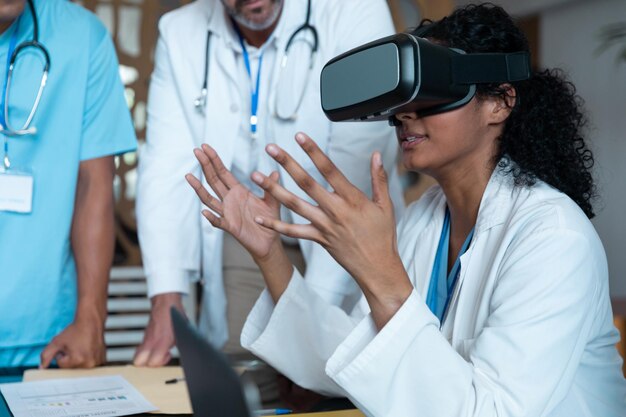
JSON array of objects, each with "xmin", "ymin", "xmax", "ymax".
[{"xmin": 596, "ymin": 22, "xmax": 626, "ymax": 64}]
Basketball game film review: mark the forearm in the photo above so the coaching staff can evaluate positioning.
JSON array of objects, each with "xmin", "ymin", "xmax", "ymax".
[
  {"xmin": 354, "ymin": 258, "xmax": 413, "ymax": 330},
  {"xmin": 71, "ymin": 157, "xmax": 116, "ymax": 328},
  {"xmin": 254, "ymin": 241, "xmax": 294, "ymax": 304},
  {"xmin": 242, "ymin": 270, "xmax": 355, "ymax": 396}
]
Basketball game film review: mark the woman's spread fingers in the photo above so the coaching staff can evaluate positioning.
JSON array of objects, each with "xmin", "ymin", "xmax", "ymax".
[
  {"xmin": 193, "ymin": 147, "xmax": 229, "ymax": 199},
  {"xmin": 201, "ymin": 209, "xmax": 224, "ymax": 230},
  {"xmin": 254, "ymin": 217, "xmax": 324, "ymax": 244},
  {"xmin": 251, "ymin": 171, "xmax": 323, "ymax": 224},
  {"xmin": 294, "ymin": 132, "xmax": 360, "ymax": 199},
  {"xmin": 262, "ymin": 171, "xmax": 281, "ymax": 211},
  {"xmin": 264, "ymin": 143, "xmax": 331, "ymax": 205},
  {"xmin": 370, "ymin": 152, "xmax": 391, "ymax": 208},
  {"xmin": 185, "ymin": 173, "xmax": 224, "ymax": 216},
  {"xmin": 201, "ymin": 143, "xmax": 240, "ymax": 190}
]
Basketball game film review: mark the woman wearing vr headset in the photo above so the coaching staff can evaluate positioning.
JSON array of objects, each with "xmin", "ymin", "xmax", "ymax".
[{"xmin": 186, "ymin": 3, "xmax": 626, "ymax": 416}]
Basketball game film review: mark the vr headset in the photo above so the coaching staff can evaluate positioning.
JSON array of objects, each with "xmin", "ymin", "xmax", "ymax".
[{"xmin": 320, "ymin": 33, "xmax": 531, "ymax": 123}]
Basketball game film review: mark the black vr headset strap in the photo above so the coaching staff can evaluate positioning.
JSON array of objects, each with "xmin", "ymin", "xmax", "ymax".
[{"xmin": 452, "ymin": 51, "xmax": 531, "ymax": 84}]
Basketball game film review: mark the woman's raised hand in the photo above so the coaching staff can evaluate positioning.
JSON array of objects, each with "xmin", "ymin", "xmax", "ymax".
[
  {"xmin": 251, "ymin": 133, "xmax": 410, "ymax": 306},
  {"xmin": 185, "ymin": 144, "xmax": 282, "ymax": 262}
]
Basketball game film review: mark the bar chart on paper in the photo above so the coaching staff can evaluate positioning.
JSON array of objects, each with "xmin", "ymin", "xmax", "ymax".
[{"xmin": 0, "ymin": 375, "xmax": 156, "ymax": 417}]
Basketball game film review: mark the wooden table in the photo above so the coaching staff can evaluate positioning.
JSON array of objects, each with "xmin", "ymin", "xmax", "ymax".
[
  {"xmin": 0, "ymin": 369, "xmax": 366, "ymax": 417},
  {"xmin": 290, "ymin": 411, "xmax": 364, "ymax": 417}
]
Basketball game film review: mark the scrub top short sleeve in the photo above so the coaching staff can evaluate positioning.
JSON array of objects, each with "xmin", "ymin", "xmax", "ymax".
[{"xmin": 80, "ymin": 19, "xmax": 136, "ymax": 161}]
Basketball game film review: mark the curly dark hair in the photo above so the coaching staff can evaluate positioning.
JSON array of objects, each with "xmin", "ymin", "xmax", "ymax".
[{"xmin": 414, "ymin": 3, "xmax": 596, "ymax": 218}]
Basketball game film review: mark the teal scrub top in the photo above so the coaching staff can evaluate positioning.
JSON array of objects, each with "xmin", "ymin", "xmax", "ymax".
[{"xmin": 0, "ymin": 0, "xmax": 137, "ymax": 366}]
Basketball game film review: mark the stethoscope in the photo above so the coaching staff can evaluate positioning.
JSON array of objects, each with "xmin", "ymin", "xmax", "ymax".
[
  {"xmin": 1, "ymin": 0, "xmax": 50, "ymax": 169},
  {"xmin": 194, "ymin": 0, "xmax": 318, "ymax": 121}
]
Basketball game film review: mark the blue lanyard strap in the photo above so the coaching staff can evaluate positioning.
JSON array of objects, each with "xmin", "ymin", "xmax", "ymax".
[
  {"xmin": 426, "ymin": 207, "xmax": 475, "ymax": 324},
  {"xmin": 1, "ymin": 16, "xmax": 21, "ymax": 129},
  {"xmin": 233, "ymin": 21, "xmax": 263, "ymax": 137}
]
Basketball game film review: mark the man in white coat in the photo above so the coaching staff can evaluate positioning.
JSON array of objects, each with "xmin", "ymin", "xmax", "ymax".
[{"xmin": 134, "ymin": 0, "xmax": 403, "ymax": 400}]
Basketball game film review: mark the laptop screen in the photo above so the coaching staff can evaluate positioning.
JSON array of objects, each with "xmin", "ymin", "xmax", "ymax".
[{"xmin": 171, "ymin": 308, "xmax": 259, "ymax": 417}]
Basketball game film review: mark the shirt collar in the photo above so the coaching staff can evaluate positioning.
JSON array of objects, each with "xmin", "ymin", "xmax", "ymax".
[{"xmin": 203, "ymin": 0, "xmax": 237, "ymax": 49}]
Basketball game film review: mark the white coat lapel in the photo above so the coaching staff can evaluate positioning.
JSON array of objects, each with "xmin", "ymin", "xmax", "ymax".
[
  {"xmin": 202, "ymin": 45, "xmax": 239, "ymax": 170},
  {"xmin": 398, "ymin": 192, "xmax": 447, "ymax": 300},
  {"xmin": 200, "ymin": 4, "xmax": 243, "ymax": 170},
  {"xmin": 442, "ymin": 169, "xmax": 514, "ymax": 342},
  {"xmin": 207, "ymin": 0, "xmax": 242, "ymax": 89}
]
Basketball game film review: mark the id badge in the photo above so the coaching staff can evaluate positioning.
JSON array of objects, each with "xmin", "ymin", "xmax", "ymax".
[{"xmin": 0, "ymin": 167, "xmax": 34, "ymax": 213}]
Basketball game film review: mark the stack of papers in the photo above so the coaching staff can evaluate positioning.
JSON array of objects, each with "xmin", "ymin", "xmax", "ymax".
[{"xmin": 0, "ymin": 375, "xmax": 157, "ymax": 417}]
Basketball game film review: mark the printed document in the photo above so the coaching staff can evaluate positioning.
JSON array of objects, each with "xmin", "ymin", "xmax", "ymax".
[
  {"xmin": 0, "ymin": 375, "xmax": 157, "ymax": 417},
  {"xmin": 24, "ymin": 366, "xmax": 191, "ymax": 414}
]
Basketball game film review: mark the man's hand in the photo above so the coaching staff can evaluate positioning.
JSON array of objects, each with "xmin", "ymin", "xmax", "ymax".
[
  {"xmin": 133, "ymin": 292, "xmax": 185, "ymax": 367},
  {"xmin": 40, "ymin": 309, "xmax": 106, "ymax": 368}
]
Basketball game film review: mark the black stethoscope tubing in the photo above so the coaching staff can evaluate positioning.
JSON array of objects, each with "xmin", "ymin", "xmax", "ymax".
[
  {"xmin": 11, "ymin": 0, "xmax": 50, "ymax": 73},
  {"xmin": 2, "ymin": 0, "xmax": 51, "ymax": 168},
  {"xmin": 284, "ymin": 0, "xmax": 318, "ymax": 54},
  {"xmin": 195, "ymin": 0, "xmax": 318, "ymax": 112}
]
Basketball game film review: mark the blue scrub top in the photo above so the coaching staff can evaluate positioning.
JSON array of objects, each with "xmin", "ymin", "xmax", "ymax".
[
  {"xmin": 426, "ymin": 207, "xmax": 474, "ymax": 323},
  {"xmin": 0, "ymin": 0, "xmax": 137, "ymax": 366}
]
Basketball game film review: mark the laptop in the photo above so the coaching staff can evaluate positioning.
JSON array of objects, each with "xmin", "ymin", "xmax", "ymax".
[{"xmin": 171, "ymin": 307, "xmax": 260, "ymax": 417}]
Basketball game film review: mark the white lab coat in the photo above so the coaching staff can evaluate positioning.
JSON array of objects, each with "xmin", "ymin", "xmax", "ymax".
[
  {"xmin": 136, "ymin": 0, "xmax": 404, "ymax": 347},
  {"xmin": 242, "ymin": 168, "xmax": 626, "ymax": 417}
]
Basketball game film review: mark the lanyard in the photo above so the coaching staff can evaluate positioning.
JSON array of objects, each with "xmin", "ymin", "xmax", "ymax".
[
  {"xmin": 233, "ymin": 22, "xmax": 264, "ymax": 138},
  {"xmin": 426, "ymin": 207, "xmax": 475, "ymax": 324}
]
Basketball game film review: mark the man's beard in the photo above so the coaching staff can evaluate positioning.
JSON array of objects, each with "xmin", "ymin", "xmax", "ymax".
[{"xmin": 222, "ymin": 0, "xmax": 283, "ymax": 31}]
